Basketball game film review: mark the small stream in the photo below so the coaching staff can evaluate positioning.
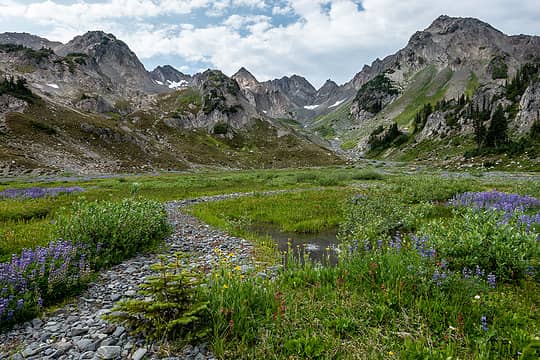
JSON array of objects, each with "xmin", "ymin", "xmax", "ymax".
[{"xmin": 250, "ymin": 224, "xmax": 340, "ymax": 265}]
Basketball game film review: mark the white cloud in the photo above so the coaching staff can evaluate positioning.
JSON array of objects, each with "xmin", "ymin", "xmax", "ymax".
[{"xmin": 1, "ymin": 0, "xmax": 540, "ymax": 87}]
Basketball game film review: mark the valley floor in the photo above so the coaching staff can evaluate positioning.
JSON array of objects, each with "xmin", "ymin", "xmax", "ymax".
[{"xmin": 0, "ymin": 166, "xmax": 539, "ymax": 359}]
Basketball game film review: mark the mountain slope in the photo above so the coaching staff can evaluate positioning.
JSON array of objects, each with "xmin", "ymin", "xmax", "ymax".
[
  {"xmin": 0, "ymin": 33, "xmax": 342, "ymax": 175},
  {"xmin": 312, "ymin": 15, "xmax": 540, "ymax": 167}
]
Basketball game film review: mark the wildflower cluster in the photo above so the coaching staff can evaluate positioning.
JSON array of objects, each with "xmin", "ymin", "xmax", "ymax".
[
  {"xmin": 449, "ymin": 190, "xmax": 540, "ymax": 213},
  {"xmin": 1, "ymin": 198, "xmax": 170, "ymax": 329},
  {"xmin": 0, "ymin": 240, "xmax": 91, "ymax": 327},
  {"xmin": 450, "ymin": 190, "xmax": 540, "ymax": 235},
  {"xmin": 0, "ymin": 186, "xmax": 84, "ymax": 200}
]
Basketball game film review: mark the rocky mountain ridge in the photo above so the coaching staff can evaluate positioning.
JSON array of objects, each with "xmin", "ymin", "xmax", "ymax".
[
  {"xmin": 0, "ymin": 15, "xmax": 539, "ymax": 172},
  {"xmin": 310, "ymin": 15, "xmax": 540, "ymax": 168},
  {"xmin": 0, "ymin": 32, "xmax": 342, "ymax": 175}
]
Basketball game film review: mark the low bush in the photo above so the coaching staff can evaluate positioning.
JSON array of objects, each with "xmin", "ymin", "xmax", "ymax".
[{"xmin": 56, "ymin": 198, "xmax": 170, "ymax": 269}]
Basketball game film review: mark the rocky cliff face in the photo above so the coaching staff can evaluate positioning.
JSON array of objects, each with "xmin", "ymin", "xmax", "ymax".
[
  {"xmin": 315, "ymin": 15, "xmax": 540, "ymax": 159},
  {"xmin": 57, "ymin": 31, "xmax": 163, "ymax": 95},
  {"xmin": 232, "ymin": 67, "xmax": 295, "ymax": 118},
  {"xmin": 232, "ymin": 69, "xmax": 354, "ymax": 121},
  {"xmin": 516, "ymin": 81, "xmax": 540, "ymax": 133}
]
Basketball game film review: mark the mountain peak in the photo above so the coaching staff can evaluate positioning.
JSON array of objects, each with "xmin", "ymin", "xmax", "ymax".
[
  {"xmin": 425, "ymin": 15, "xmax": 502, "ymax": 36},
  {"xmin": 319, "ymin": 79, "xmax": 338, "ymax": 92},
  {"xmin": 232, "ymin": 67, "xmax": 259, "ymax": 87},
  {"xmin": 150, "ymin": 65, "xmax": 192, "ymax": 88}
]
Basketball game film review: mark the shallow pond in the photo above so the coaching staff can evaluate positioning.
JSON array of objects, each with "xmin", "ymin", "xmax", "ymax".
[{"xmin": 250, "ymin": 224, "xmax": 339, "ymax": 265}]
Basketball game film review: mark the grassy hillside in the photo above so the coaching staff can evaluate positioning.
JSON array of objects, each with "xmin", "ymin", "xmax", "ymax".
[{"xmin": 1, "ymin": 94, "xmax": 342, "ymax": 174}]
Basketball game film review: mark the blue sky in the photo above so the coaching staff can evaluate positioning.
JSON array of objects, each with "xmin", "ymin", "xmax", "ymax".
[{"xmin": 1, "ymin": 0, "xmax": 539, "ymax": 87}]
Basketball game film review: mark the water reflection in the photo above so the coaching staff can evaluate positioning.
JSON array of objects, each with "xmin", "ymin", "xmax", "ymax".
[{"xmin": 250, "ymin": 224, "xmax": 339, "ymax": 265}]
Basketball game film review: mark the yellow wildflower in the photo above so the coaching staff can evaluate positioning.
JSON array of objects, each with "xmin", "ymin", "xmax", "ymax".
[{"xmin": 223, "ymin": 284, "xmax": 228, "ymax": 289}]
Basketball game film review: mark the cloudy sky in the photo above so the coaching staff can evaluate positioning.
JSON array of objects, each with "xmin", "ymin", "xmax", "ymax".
[{"xmin": 1, "ymin": 0, "xmax": 539, "ymax": 87}]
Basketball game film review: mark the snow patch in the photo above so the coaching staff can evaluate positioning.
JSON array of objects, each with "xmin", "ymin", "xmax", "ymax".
[
  {"xmin": 304, "ymin": 104, "xmax": 319, "ymax": 110},
  {"xmin": 262, "ymin": 110, "xmax": 267, "ymax": 114},
  {"xmin": 166, "ymin": 80, "xmax": 188, "ymax": 89},
  {"xmin": 155, "ymin": 80, "xmax": 164, "ymax": 85},
  {"xmin": 329, "ymin": 99, "xmax": 346, "ymax": 108},
  {"xmin": 46, "ymin": 83, "xmax": 59, "ymax": 89}
]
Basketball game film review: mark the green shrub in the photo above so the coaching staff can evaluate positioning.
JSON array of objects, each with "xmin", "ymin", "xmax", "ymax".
[
  {"xmin": 0, "ymin": 77, "xmax": 38, "ymax": 103},
  {"xmin": 106, "ymin": 254, "xmax": 209, "ymax": 342},
  {"xmin": 213, "ymin": 122, "xmax": 229, "ymax": 135},
  {"xmin": 350, "ymin": 169, "xmax": 384, "ymax": 180},
  {"xmin": 423, "ymin": 208, "xmax": 540, "ymax": 282},
  {"xmin": 56, "ymin": 198, "xmax": 170, "ymax": 269}
]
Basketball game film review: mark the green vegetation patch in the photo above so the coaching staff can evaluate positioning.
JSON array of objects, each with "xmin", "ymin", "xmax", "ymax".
[{"xmin": 391, "ymin": 66, "xmax": 453, "ymax": 126}]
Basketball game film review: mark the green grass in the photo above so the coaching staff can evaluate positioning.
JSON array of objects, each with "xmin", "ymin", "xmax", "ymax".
[
  {"xmin": 340, "ymin": 139, "xmax": 357, "ymax": 150},
  {"xmin": 392, "ymin": 66, "xmax": 454, "ymax": 127},
  {"xmin": 191, "ymin": 189, "xmax": 351, "ymax": 234},
  {"xmin": 193, "ymin": 173, "xmax": 540, "ymax": 359},
  {"xmin": 2, "ymin": 168, "xmax": 540, "ymax": 359},
  {"xmin": 0, "ymin": 167, "xmax": 381, "ymax": 260},
  {"xmin": 309, "ymin": 100, "xmax": 353, "ymax": 138},
  {"xmin": 465, "ymin": 72, "xmax": 480, "ymax": 99}
]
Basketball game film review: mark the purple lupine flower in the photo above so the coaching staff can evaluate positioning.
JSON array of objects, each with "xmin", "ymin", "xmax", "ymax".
[
  {"xmin": 480, "ymin": 316, "xmax": 488, "ymax": 332},
  {"xmin": 487, "ymin": 273, "xmax": 496, "ymax": 288},
  {"xmin": 363, "ymin": 241, "xmax": 371, "ymax": 252},
  {"xmin": 1, "ymin": 239, "xmax": 91, "ymax": 325},
  {"xmin": 449, "ymin": 191, "xmax": 540, "ymax": 213},
  {"xmin": 475, "ymin": 266, "xmax": 485, "ymax": 277},
  {"xmin": 0, "ymin": 186, "xmax": 84, "ymax": 200}
]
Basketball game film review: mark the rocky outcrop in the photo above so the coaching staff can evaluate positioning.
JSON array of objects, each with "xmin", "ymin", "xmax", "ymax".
[
  {"xmin": 57, "ymin": 31, "xmax": 163, "ymax": 95},
  {"xmin": 416, "ymin": 111, "xmax": 452, "ymax": 142},
  {"xmin": 263, "ymin": 75, "xmax": 317, "ymax": 108},
  {"xmin": 350, "ymin": 74, "xmax": 399, "ymax": 121},
  {"xmin": 232, "ymin": 67, "xmax": 297, "ymax": 119},
  {"xmin": 515, "ymin": 81, "xmax": 540, "ymax": 134}
]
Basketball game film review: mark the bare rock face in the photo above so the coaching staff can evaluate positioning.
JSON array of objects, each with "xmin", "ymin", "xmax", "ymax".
[
  {"xmin": 350, "ymin": 74, "xmax": 399, "ymax": 121},
  {"xmin": 263, "ymin": 75, "xmax": 317, "ymax": 108},
  {"xmin": 313, "ymin": 80, "xmax": 339, "ymax": 104},
  {"xmin": 74, "ymin": 95, "xmax": 114, "ymax": 113},
  {"xmin": 57, "ymin": 31, "xmax": 163, "ymax": 95},
  {"xmin": 416, "ymin": 111, "xmax": 451, "ymax": 142},
  {"xmin": 515, "ymin": 82, "xmax": 540, "ymax": 134},
  {"xmin": 232, "ymin": 67, "xmax": 294, "ymax": 118},
  {"xmin": 166, "ymin": 70, "xmax": 261, "ymax": 131}
]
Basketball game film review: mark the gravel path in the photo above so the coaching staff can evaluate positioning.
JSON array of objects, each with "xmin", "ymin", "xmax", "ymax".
[{"xmin": 0, "ymin": 191, "xmax": 284, "ymax": 360}]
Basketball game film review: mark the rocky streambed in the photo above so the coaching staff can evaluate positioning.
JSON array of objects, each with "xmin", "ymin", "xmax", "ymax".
[{"xmin": 0, "ymin": 192, "xmax": 284, "ymax": 360}]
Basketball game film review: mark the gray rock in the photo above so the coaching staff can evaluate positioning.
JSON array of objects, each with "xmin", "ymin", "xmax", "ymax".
[
  {"xmin": 76, "ymin": 339, "xmax": 96, "ymax": 352},
  {"xmin": 131, "ymin": 347, "xmax": 147, "ymax": 360},
  {"xmin": 71, "ymin": 327, "xmax": 90, "ymax": 336},
  {"xmin": 96, "ymin": 345, "xmax": 122, "ymax": 359},
  {"xmin": 54, "ymin": 340, "xmax": 74, "ymax": 354},
  {"xmin": 31, "ymin": 318, "xmax": 43, "ymax": 329},
  {"xmin": 111, "ymin": 326, "xmax": 125, "ymax": 338}
]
